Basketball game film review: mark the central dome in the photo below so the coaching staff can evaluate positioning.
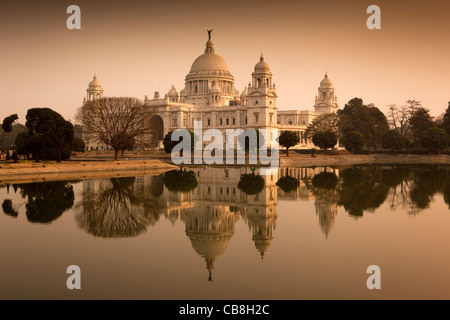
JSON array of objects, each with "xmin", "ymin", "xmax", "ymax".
[{"xmin": 189, "ymin": 40, "xmax": 230, "ymax": 73}]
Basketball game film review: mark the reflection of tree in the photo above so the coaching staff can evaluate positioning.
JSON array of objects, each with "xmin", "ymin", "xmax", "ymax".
[
  {"xmin": 276, "ymin": 176, "xmax": 299, "ymax": 193},
  {"xmin": 20, "ymin": 182, "xmax": 74, "ymax": 223},
  {"xmin": 2, "ymin": 199, "xmax": 18, "ymax": 218},
  {"xmin": 409, "ymin": 168, "xmax": 449, "ymax": 212},
  {"xmin": 163, "ymin": 170, "xmax": 198, "ymax": 192},
  {"xmin": 312, "ymin": 172, "xmax": 338, "ymax": 190},
  {"xmin": 77, "ymin": 177, "xmax": 149, "ymax": 238},
  {"xmin": 238, "ymin": 173, "xmax": 265, "ymax": 195},
  {"xmin": 149, "ymin": 175, "xmax": 164, "ymax": 198},
  {"xmin": 337, "ymin": 167, "xmax": 389, "ymax": 218},
  {"xmin": 305, "ymin": 171, "xmax": 339, "ymax": 237}
]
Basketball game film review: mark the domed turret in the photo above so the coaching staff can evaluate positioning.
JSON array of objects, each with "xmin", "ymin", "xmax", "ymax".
[
  {"xmin": 86, "ymin": 74, "xmax": 104, "ymax": 102},
  {"xmin": 89, "ymin": 74, "xmax": 102, "ymax": 89},
  {"xmin": 168, "ymin": 85, "xmax": 179, "ymax": 102},
  {"xmin": 254, "ymin": 54, "xmax": 270, "ymax": 73},
  {"xmin": 320, "ymin": 72, "xmax": 333, "ymax": 88},
  {"xmin": 314, "ymin": 72, "xmax": 339, "ymax": 113}
]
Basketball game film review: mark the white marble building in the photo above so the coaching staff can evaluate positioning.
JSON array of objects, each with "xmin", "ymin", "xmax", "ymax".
[{"xmin": 82, "ymin": 32, "xmax": 339, "ymax": 150}]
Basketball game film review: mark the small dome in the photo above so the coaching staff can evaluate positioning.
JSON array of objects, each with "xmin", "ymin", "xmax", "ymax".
[
  {"xmin": 168, "ymin": 85, "xmax": 179, "ymax": 97},
  {"xmin": 254, "ymin": 54, "xmax": 270, "ymax": 72},
  {"xmin": 89, "ymin": 74, "xmax": 102, "ymax": 89},
  {"xmin": 320, "ymin": 73, "xmax": 333, "ymax": 87}
]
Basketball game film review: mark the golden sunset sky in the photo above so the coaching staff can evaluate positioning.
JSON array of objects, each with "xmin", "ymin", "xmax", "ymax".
[{"xmin": 1, "ymin": 0, "xmax": 449, "ymax": 122}]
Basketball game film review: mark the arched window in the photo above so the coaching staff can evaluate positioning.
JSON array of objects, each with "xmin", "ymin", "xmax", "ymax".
[
  {"xmin": 195, "ymin": 85, "xmax": 198, "ymax": 93},
  {"xmin": 266, "ymin": 79, "xmax": 270, "ymax": 87},
  {"xmin": 323, "ymin": 92, "xmax": 326, "ymax": 99},
  {"xmin": 257, "ymin": 78, "xmax": 261, "ymax": 88},
  {"xmin": 330, "ymin": 91, "xmax": 334, "ymax": 99}
]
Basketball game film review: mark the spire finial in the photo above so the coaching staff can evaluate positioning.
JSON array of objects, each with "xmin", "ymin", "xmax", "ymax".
[
  {"xmin": 325, "ymin": 71, "xmax": 328, "ymax": 77},
  {"xmin": 207, "ymin": 29, "xmax": 213, "ymax": 41},
  {"xmin": 94, "ymin": 73, "xmax": 96, "ymax": 79},
  {"xmin": 260, "ymin": 53, "xmax": 264, "ymax": 60}
]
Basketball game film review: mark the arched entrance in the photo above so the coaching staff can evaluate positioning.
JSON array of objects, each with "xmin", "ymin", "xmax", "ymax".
[{"xmin": 149, "ymin": 115, "xmax": 164, "ymax": 148}]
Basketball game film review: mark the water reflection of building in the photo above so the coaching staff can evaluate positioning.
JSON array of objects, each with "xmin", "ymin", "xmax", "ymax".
[
  {"xmin": 278, "ymin": 167, "xmax": 339, "ymax": 238},
  {"xmin": 81, "ymin": 166, "xmax": 338, "ymax": 278}
]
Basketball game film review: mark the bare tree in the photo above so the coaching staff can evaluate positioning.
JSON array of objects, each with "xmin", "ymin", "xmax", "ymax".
[
  {"xmin": 386, "ymin": 100, "xmax": 422, "ymax": 138},
  {"xmin": 76, "ymin": 97, "xmax": 152, "ymax": 160}
]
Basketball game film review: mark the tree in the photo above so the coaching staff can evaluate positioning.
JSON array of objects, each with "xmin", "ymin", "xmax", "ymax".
[
  {"xmin": 2, "ymin": 199, "xmax": 18, "ymax": 217},
  {"xmin": 16, "ymin": 108, "xmax": 74, "ymax": 162},
  {"xmin": 420, "ymin": 127, "xmax": 448, "ymax": 151},
  {"xmin": 385, "ymin": 100, "xmax": 422, "ymax": 138},
  {"xmin": 342, "ymin": 131, "xmax": 365, "ymax": 153},
  {"xmin": 120, "ymin": 135, "xmax": 135, "ymax": 156},
  {"xmin": 278, "ymin": 131, "xmax": 300, "ymax": 156},
  {"xmin": 1, "ymin": 114, "xmax": 18, "ymax": 133},
  {"xmin": 237, "ymin": 172, "xmax": 265, "ymax": 195},
  {"xmin": 76, "ymin": 97, "xmax": 152, "ymax": 160},
  {"xmin": 409, "ymin": 107, "xmax": 434, "ymax": 144},
  {"xmin": 163, "ymin": 170, "xmax": 198, "ymax": 192},
  {"xmin": 312, "ymin": 130, "xmax": 337, "ymax": 151},
  {"xmin": 442, "ymin": 102, "xmax": 450, "ymax": 135},
  {"xmin": 338, "ymin": 98, "xmax": 389, "ymax": 150},
  {"xmin": 71, "ymin": 137, "xmax": 86, "ymax": 152},
  {"xmin": 382, "ymin": 129, "xmax": 406, "ymax": 152},
  {"xmin": 305, "ymin": 112, "xmax": 339, "ymax": 139},
  {"xmin": 163, "ymin": 130, "xmax": 195, "ymax": 154},
  {"xmin": 276, "ymin": 176, "xmax": 300, "ymax": 193}
]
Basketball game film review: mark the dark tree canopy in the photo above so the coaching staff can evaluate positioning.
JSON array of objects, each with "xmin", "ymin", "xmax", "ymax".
[
  {"xmin": 312, "ymin": 130, "xmax": 338, "ymax": 150},
  {"xmin": 17, "ymin": 182, "xmax": 75, "ymax": 223},
  {"xmin": 2, "ymin": 199, "xmax": 18, "ymax": 218},
  {"xmin": 342, "ymin": 131, "xmax": 365, "ymax": 153},
  {"xmin": 312, "ymin": 172, "xmax": 338, "ymax": 190},
  {"xmin": 163, "ymin": 170, "xmax": 198, "ymax": 192},
  {"xmin": 163, "ymin": 130, "xmax": 195, "ymax": 154},
  {"xmin": 16, "ymin": 108, "xmax": 74, "ymax": 162},
  {"xmin": 442, "ymin": 102, "xmax": 450, "ymax": 135},
  {"xmin": 420, "ymin": 127, "xmax": 448, "ymax": 150},
  {"xmin": 409, "ymin": 107, "xmax": 435, "ymax": 143},
  {"xmin": 278, "ymin": 131, "xmax": 300, "ymax": 156},
  {"xmin": 71, "ymin": 137, "xmax": 86, "ymax": 152},
  {"xmin": 338, "ymin": 98, "xmax": 389, "ymax": 150},
  {"xmin": 276, "ymin": 176, "xmax": 300, "ymax": 193},
  {"xmin": 382, "ymin": 129, "xmax": 407, "ymax": 151},
  {"xmin": 2, "ymin": 114, "xmax": 18, "ymax": 133},
  {"xmin": 238, "ymin": 173, "xmax": 265, "ymax": 195}
]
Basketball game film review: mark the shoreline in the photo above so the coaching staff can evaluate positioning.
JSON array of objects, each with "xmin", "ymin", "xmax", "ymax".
[
  {"xmin": 0, "ymin": 160, "xmax": 178, "ymax": 185},
  {"xmin": 0, "ymin": 154, "xmax": 449, "ymax": 185}
]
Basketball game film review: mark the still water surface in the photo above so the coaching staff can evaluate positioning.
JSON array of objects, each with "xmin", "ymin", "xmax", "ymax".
[{"xmin": 1, "ymin": 165, "xmax": 450, "ymax": 299}]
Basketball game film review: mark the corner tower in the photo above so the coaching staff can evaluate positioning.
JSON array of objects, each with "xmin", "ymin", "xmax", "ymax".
[
  {"xmin": 245, "ymin": 54, "xmax": 278, "ymax": 129},
  {"xmin": 314, "ymin": 72, "xmax": 338, "ymax": 113}
]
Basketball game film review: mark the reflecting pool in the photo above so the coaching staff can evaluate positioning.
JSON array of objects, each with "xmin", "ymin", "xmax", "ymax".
[{"xmin": 1, "ymin": 165, "xmax": 450, "ymax": 299}]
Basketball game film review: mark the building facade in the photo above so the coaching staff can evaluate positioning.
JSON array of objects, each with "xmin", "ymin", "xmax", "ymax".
[{"xmin": 82, "ymin": 33, "xmax": 339, "ymax": 150}]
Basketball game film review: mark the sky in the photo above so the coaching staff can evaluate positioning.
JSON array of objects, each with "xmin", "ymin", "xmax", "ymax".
[{"xmin": 1, "ymin": 0, "xmax": 449, "ymax": 123}]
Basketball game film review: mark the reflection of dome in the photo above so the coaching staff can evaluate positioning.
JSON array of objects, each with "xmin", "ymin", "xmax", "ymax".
[
  {"xmin": 184, "ymin": 207, "xmax": 235, "ymax": 281},
  {"xmin": 254, "ymin": 54, "xmax": 270, "ymax": 72},
  {"xmin": 189, "ymin": 41, "xmax": 230, "ymax": 73},
  {"xmin": 320, "ymin": 73, "xmax": 333, "ymax": 87},
  {"xmin": 254, "ymin": 239, "xmax": 271, "ymax": 259},
  {"xmin": 89, "ymin": 75, "xmax": 102, "ymax": 89}
]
